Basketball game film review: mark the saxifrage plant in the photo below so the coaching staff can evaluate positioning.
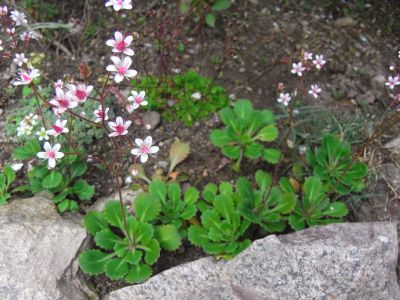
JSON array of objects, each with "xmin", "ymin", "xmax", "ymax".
[
  {"xmin": 79, "ymin": 194, "xmax": 182, "ymax": 283},
  {"xmin": 138, "ymin": 180, "xmax": 199, "ymax": 239},
  {"xmin": 236, "ymin": 170, "xmax": 296, "ymax": 233},
  {"xmin": 0, "ymin": 166, "xmax": 17, "ymax": 205},
  {"xmin": 210, "ymin": 99, "xmax": 280, "ymax": 170},
  {"xmin": 288, "ymin": 176, "xmax": 349, "ymax": 231},
  {"xmin": 188, "ymin": 181, "xmax": 251, "ymax": 258},
  {"xmin": 307, "ymin": 134, "xmax": 368, "ymax": 195}
]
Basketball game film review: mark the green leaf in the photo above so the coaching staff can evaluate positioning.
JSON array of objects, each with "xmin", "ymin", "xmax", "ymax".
[
  {"xmin": 149, "ymin": 180, "xmax": 166, "ymax": 202},
  {"xmin": 210, "ymin": 129, "xmax": 231, "ymax": 147},
  {"xmin": 79, "ymin": 250, "xmax": 112, "ymax": 275},
  {"xmin": 234, "ymin": 99, "xmax": 253, "ymax": 120},
  {"xmin": 214, "ymin": 195, "xmax": 234, "ymax": 223},
  {"xmin": 169, "ymin": 141, "xmax": 190, "ymax": 173},
  {"xmin": 13, "ymin": 139, "xmax": 40, "ymax": 160},
  {"xmin": 72, "ymin": 179, "xmax": 95, "ymax": 201},
  {"xmin": 188, "ymin": 225, "xmax": 210, "ymax": 246},
  {"xmin": 222, "ymin": 145, "xmax": 241, "ymax": 159},
  {"xmin": 143, "ymin": 239, "xmax": 160, "ymax": 265},
  {"xmin": 42, "ymin": 171, "xmax": 62, "ymax": 189},
  {"xmin": 271, "ymin": 192, "xmax": 296, "ymax": 214},
  {"xmin": 255, "ymin": 124, "xmax": 278, "ymax": 142},
  {"xmin": 3, "ymin": 166, "xmax": 16, "ymax": 186},
  {"xmin": 95, "ymin": 229, "xmax": 122, "ymax": 250},
  {"xmin": 244, "ymin": 143, "xmax": 263, "ymax": 159},
  {"xmin": 323, "ymin": 202, "xmax": 348, "ymax": 217},
  {"xmin": 155, "ymin": 225, "xmax": 182, "ymax": 251},
  {"xmin": 105, "ymin": 258, "xmax": 129, "ymax": 280},
  {"xmin": 104, "ymin": 201, "xmax": 126, "ymax": 229},
  {"xmin": 255, "ymin": 170, "xmax": 272, "ymax": 193},
  {"xmin": 57, "ymin": 200, "xmax": 78, "ymax": 213},
  {"xmin": 184, "ymin": 187, "xmax": 199, "ymax": 205},
  {"xmin": 212, "ymin": 0, "xmax": 232, "ymax": 11},
  {"xmin": 167, "ymin": 183, "xmax": 181, "ymax": 204},
  {"xmin": 135, "ymin": 193, "xmax": 161, "ymax": 222},
  {"xmin": 202, "ymin": 183, "xmax": 217, "ymax": 204},
  {"xmin": 219, "ymin": 107, "xmax": 236, "ymax": 128},
  {"xmin": 304, "ymin": 177, "xmax": 324, "ymax": 205},
  {"xmin": 125, "ymin": 264, "xmax": 152, "ymax": 284},
  {"xmin": 205, "ymin": 13, "xmax": 216, "ymax": 27},
  {"xmin": 179, "ymin": 0, "xmax": 190, "ymax": 13},
  {"xmin": 84, "ymin": 211, "xmax": 108, "ymax": 235},
  {"xmin": 288, "ymin": 214, "xmax": 305, "ymax": 231},
  {"xmin": 124, "ymin": 250, "xmax": 142, "ymax": 265},
  {"xmin": 71, "ymin": 161, "xmax": 87, "ymax": 178},
  {"xmin": 262, "ymin": 148, "xmax": 281, "ymax": 164},
  {"xmin": 181, "ymin": 204, "xmax": 197, "ymax": 220}
]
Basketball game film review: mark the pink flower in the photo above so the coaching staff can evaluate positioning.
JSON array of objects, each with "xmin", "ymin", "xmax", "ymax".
[
  {"xmin": 37, "ymin": 142, "xmax": 64, "ymax": 169},
  {"xmin": 313, "ymin": 55, "xmax": 326, "ymax": 70},
  {"xmin": 0, "ymin": 6, "xmax": 8, "ymax": 16},
  {"xmin": 277, "ymin": 93, "xmax": 291, "ymax": 106},
  {"xmin": 106, "ymin": 56, "xmax": 137, "ymax": 83},
  {"xmin": 13, "ymin": 68, "xmax": 40, "ymax": 85},
  {"xmin": 385, "ymin": 75, "xmax": 400, "ymax": 89},
  {"xmin": 20, "ymin": 31, "xmax": 39, "ymax": 41},
  {"xmin": 291, "ymin": 62, "xmax": 305, "ymax": 76},
  {"xmin": 106, "ymin": 31, "xmax": 134, "ymax": 56},
  {"xmin": 108, "ymin": 117, "xmax": 131, "ymax": 137},
  {"xmin": 46, "ymin": 119, "xmax": 69, "ymax": 137},
  {"xmin": 304, "ymin": 51, "xmax": 313, "ymax": 60},
  {"xmin": 131, "ymin": 136, "xmax": 159, "ymax": 163},
  {"xmin": 105, "ymin": 0, "xmax": 132, "ymax": 11},
  {"xmin": 49, "ymin": 89, "xmax": 77, "ymax": 115},
  {"xmin": 308, "ymin": 84, "xmax": 321, "ymax": 99},
  {"xmin": 94, "ymin": 106, "xmax": 109, "ymax": 123},
  {"xmin": 6, "ymin": 27, "xmax": 15, "ymax": 35},
  {"xmin": 127, "ymin": 90, "xmax": 147, "ymax": 112},
  {"xmin": 13, "ymin": 53, "xmax": 28, "ymax": 66},
  {"xmin": 10, "ymin": 10, "xmax": 27, "ymax": 26},
  {"xmin": 68, "ymin": 83, "xmax": 93, "ymax": 103}
]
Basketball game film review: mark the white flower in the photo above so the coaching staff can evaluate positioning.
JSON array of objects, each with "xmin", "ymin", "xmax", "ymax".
[
  {"xmin": 36, "ymin": 127, "xmax": 49, "ymax": 141},
  {"xmin": 13, "ymin": 53, "xmax": 28, "ymax": 66},
  {"xmin": 385, "ymin": 75, "xmax": 400, "ymax": 89},
  {"xmin": 49, "ymin": 89, "xmax": 77, "ymax": 115},
  {"xmin": 313, "ymin": 54, "xmax": 326, "ymax": 70},
  {"xmin": 0, "ymin": 40, "xmax": 3, "ymax": 51},
  {"xmin": 94, "ymin": 106, "xmax": 110, "ymax": 123},
  {"xmin": 46, "ymin": 119, "xmax": 69, "ymax": 137},
  {"xmin": 10, "ymin": 10, "xmax": 27, "ymax": 26},
  {"xmin": 191, "ymin": 92, "xmax": 202, "ymax": 100},
  {"xmin": 291, "ymin": 62, "xmax": 305, "ymax": 76},
  {"xmin": 20, "ymin": 31, "xmax": 39, "ymax": 41},
  {"xmin": 131, "ymin": 136, "xmax": 159, "ymax": 163},
  {"xmin": 105, "ymin": 0, "xmax": 132, "ymax": 11},
  {"xmin": 6, "ymin": 27, "xmax": 15, "ymax": 35},
  {"xmin": 54, "ymin": 79, "xmax": 64, "ymax": 90},
  {"xmin": 108, "ymin": 117, "xmax": 131, "ymax": 137},
  {"xmin": 106, "ymin": 56, "xmax": 137, "ymax": 83},
  {"xmin": 308, "ymin": 84, "xmax": 321, "ymax": 99},
  {"xmin": 106, "ymin": 31, "xmax": 134, "ymax": 56},
  {"xmin": 10, "ymin": 163, "xmax": 23, "ymax": 171},
  {"xmin": 17, "ymin": 124, "xmax": 32, "ymax": 136},
  {"xmin": 13, "ymin": 68, "xmax": 40, "ymax": 85},
  {"xmin": 0, "ymin": 6, "xmax": 8, "ymax": 16},
  {"xmin": 127, "ymin": 90, "xmax": 147, "ymax": 112},
  {"xmin": 37, "ymin": 142, "xmax": 64, "ymax": 169},
  {"xmin": 68, "ymin": 83, "xmax": 93, "ymax": 103},
  {"xmin": 304, "ymin": 51, "xmax": 313, "ymax": 60},
  {"xmin": 277, "ymin": 93, "xmax": 291, "ymax": 106}
]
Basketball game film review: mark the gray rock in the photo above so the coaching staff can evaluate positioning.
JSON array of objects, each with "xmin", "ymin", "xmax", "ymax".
[
  {"xmin": 0, "ymin": 196, "xmax": 93, "ymax": 299},
  {"xmin": 106, "ymin": 222, "xmax": 399, "ymax": 300},
  {"xmin": 356, "ymin": 90, "xmax": 376, "ymax": 104},
  {"xmin": 334, "ymin": 17, "xmax": 357, "ymax": 28},
  {"xmin": 88, "ymin": 187, "xmax": 141, "ymax": 213},
  {"xmin": 142, "ymin": 111, "xmax": 161, "ymax": 130}
]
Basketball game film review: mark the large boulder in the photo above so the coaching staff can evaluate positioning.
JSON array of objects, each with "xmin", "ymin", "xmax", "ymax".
[
  {"xmin": 0, "ymin": 196, "xmax": 94, "ymax": 299},
  {"xmin": 106, "ymin": 222, "xmax": 399, "ymax": 300}
]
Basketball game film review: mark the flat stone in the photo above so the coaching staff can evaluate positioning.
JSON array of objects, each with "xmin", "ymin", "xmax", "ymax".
[
  {"xmin": 106, "ymin": 222, "xmax": 399, "ymax": 300},
  {"xmin": 0, "ymin": 196, "xmax": 93, "ymax": 299}
]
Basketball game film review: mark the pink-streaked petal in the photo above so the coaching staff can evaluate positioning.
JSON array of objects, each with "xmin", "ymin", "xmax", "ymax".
[
  {"xmin": 124, "ymin": 35, "xmax": 133, "ymax": 45},
  {"xmin": 53, "ymin": 143, "xmax": 61, "ymax": 152},
  {"xmin": 106, "ymin": 65, "xmax": 117, "ymax": 72},
  {"xmin": 124, "ymin": 120, "xmax": 132, "ymax": 128},
  {"xmin": 110, "ymin": 56, "xmax": 121, "ymax": 65},
  {"xmin": 125, "ymin": 70, "xmax": 137, "ymax": 78},
  {"xmin": 123, "ymin": 48, "xmax": 134, "ymax": 56},
  {"xmin": 116, "ymin": 116, "xmax": 123, "ymax": 124},
  {"xmin": 135, "ymin": 138, "xmax": 143, "ymax": 146},
  {"xmin": 122, "ymin": 56, "xmax": 132, "ymax": 68},
  {"xmin": 114, "ymin": 31, "xmax": 123, "ymax": 42},
  {"xmin": 114, "ymin": 74, "xmax": 124, "ymax": 83},
  {"xmin": 37, "ymin": 152, "xmax": 48, "ymax": 159},
  {"xmin": 145, "ymin": 136, "xmax": 153, "ymax": 145},
  {"xmin": 109, "ymin": 132, "xmax": 119, "ymax": 137},
  {"xmin": 106, "ymin": 39, "xmax": 116, "ymax": 47},
  {"xmin": 48, "ymin": 158, "xmax": 56, "ymax": 169},
  {"xmin": 55, "ymin": 152, "xmax": 64, "ymax": 159},
  {"xmin": 43, "ymin": 142, "xmax": 52, "ymax": 151}
]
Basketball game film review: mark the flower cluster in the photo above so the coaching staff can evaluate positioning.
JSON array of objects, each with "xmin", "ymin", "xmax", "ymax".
[
  {"xmin": 6, "ymin": 0, "xmax": 158, "ymax": 173},
  {"xmin": 277, "ymin": 51, "xmax": 325, "ymax": 106}
]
